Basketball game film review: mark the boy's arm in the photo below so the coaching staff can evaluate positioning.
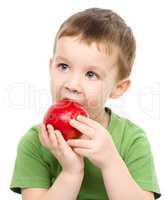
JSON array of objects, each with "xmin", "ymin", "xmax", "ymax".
[
  {"xmin": 101, "ymin": 155, "xmax": 154, "ymax": 200},
  {"xmin": 22, "ymin": 170, "xmax": 84, "ymax": 200},
  {"xmin": 67, "ymin": 115, "xmax": 160, "ymax": 199}
]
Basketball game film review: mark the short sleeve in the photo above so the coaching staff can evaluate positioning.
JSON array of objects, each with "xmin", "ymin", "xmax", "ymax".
[
  {"xmin": 10, "ymin": 126, "xmax": 51, "ymax": 194},
  {"xmin": 124, "ymin": 125, "xmax": 161, "ymax": 199}
]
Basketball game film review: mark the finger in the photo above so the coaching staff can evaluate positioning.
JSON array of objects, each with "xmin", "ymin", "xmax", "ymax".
[
  {"xmin": 76, "ymin": 115, "xmax": 101, "ymax": 129},
  {"xmin": 73, "ymin": 147, "xmax": 92, "ymax": 157},
  {"xmin": 40, "ymin": 123, "xmax": 52, "ymax": 148},
  {"xmin": 47, "ymin": 124, "xmax": 58, "ymax": 148},
  {"xmin": 55, "ymin": 130, "xmax": 67, "ymax": 149},
  {"xmin": 47, "ymin": 125, "xmax": 72, "ymax": 152},
  {"xmin": 70, "ymin": 119, "xmax": 95, "ymax": 139},
  {"xmin": 67, "ymin": 139, "xmax": 92, "ymax": 149}
]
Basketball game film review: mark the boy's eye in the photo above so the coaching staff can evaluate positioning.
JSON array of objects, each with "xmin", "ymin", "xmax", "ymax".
[
  {"xmin": 56, "ymin": 64, "xmax": 98, "ymax": 80},
  {"xmin": 86, "ymin": 71, "xmax": 98, "ymax": 80},
  {"xmin": 57, "ymin": 63, "xmax": 69, "ymax": 72}
]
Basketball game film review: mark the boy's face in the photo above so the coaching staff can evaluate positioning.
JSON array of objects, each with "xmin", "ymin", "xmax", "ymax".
[{"xmin": 49, "ymin": 36, "xmax": 119, "ymax": 123}]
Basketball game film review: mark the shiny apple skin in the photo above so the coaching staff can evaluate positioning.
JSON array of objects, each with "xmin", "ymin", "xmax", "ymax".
[{"xmin": 43, "ymin": 100, "xmax": 89, "ymax": 140}]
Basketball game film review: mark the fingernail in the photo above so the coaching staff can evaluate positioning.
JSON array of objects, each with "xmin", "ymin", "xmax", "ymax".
[
  {"xmin": 47, "ymin": 124, "xmax": 53, "ymax": 129},
  {"xmin": 55, "ymin": 130, "xmax": 61, "ymax": 135},
  {"xmin": 70, "ymin": 119, "xmax": 75, "ymax": 124},
  {"xmin": 77, "ymin": 115, "xmax": 82, "ymax": 120}
]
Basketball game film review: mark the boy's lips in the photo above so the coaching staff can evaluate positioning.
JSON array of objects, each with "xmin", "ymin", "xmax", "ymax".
[{"xmin": 62, "ymin": 97, "xmax": 83, "ymax": 106}]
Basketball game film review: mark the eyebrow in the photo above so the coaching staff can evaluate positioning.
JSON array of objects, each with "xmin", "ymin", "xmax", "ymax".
[
  {"xmin": 55, "ymin": 56, "xmax": 70, "ymax": 63},
  {"xmin": 55, "ymin": 56, "xmax": 106, "ymax": 76}
]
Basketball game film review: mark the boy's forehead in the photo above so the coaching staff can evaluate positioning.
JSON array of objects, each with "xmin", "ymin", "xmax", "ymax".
[
  {"xmin": 55, "ymin": 36, "xmax": 118, "ymax": 72},
  {"xmin": 56, "ymin": 36, "xmax": 118, "ymax": 55}
]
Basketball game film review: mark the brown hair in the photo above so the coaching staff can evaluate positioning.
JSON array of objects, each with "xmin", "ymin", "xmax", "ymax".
[{"xmin": 53, "ymin": 8, "xmax": 136, "ymax": 80}]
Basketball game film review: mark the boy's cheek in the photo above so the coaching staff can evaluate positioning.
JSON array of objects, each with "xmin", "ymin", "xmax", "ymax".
[
  {"xmin": 87, "ymin": 96, "xmax": 99, "ymax": 107},
  {"xmin": 89, "ymin": 94, "xmax": 106, "ymax": 107}
]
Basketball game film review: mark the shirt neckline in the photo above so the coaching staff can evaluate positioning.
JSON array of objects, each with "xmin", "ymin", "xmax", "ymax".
[{"xmin": 104, "ymin": 106, "xmax": 115, "ymax": 134}]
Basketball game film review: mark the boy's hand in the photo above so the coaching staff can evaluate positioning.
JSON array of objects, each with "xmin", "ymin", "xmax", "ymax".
[
  {"xmin": 67, "ymin": 115, "xmax": 119, "ymax": 171},
  {"xmin": 38, "ymin": 123, "xmax": 84, "ymax": 175}
]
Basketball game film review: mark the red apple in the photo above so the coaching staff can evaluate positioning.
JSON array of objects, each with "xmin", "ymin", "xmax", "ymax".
[{"xmin": 43, "ymin": 99, "xmax": 89, "ymax": 140}]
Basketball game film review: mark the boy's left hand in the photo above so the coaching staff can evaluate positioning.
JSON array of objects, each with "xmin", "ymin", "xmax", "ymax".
[{"xmin": 67, "ymin": 115, "xmax": 119, "ymax": 171}]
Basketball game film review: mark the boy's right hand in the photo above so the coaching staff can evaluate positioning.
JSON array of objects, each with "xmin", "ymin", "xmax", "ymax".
[{"xmin": 39, "ymin": 123, "xmax": 84, "ymax": 176}]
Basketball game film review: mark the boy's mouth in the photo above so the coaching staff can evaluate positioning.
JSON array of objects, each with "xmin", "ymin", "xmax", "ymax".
[{"xmin": 62, "ymin": 97, "xmax": 83, "ymax": 106}]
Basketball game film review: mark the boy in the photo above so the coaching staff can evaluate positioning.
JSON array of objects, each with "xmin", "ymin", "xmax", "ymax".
[{"xmin": 10, "ymin": 8, "xmax": 161, "ymax": 199}]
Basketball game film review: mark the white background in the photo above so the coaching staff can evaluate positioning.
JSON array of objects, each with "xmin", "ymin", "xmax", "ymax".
[{"xmin": 0, "ymin": 0, "xmax": 164, "ymax": 199}]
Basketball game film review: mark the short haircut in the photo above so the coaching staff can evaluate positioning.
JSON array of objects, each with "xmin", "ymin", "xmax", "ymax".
[{"xmin": 53, "ymin": 8, "xmax": 136, "ymax": 80}]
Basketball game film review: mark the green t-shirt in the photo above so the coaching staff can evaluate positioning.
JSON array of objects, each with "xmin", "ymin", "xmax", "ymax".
[{"xmin": 10, "ymin": 107, "xmax": 161, "ymax": 199}]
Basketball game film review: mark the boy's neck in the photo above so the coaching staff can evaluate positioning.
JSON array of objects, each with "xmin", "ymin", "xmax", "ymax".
[{"xmin": 95, "ymin": 109, "xmax": 110, "ymax": 129}]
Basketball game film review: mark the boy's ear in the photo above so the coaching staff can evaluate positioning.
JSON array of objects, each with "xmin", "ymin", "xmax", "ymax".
[{"xmin": 110, "ymin": 79, "xmax": 131, "ymax": 99}]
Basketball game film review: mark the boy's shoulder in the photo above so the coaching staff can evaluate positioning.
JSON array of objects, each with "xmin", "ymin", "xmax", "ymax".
[
  {"xmin": 16, "ymin": 124, "xmax": 42, "ymax": 155},
  {"xmin": 17, "ymin": 124, "xmax": 54, "ymax": 161},
  {"xmin": 18, "ymin": 124, "xmax": 40, "ymax": 145},
  {"xmin": 109, "ymin": 108, "xmax": 147, "ymax": 137}
]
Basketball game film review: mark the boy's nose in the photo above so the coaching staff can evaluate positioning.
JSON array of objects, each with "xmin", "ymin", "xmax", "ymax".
[
  {"xmin": 65, "ymin": 86, "xmax": 79, "ymax": 94},
  {"xmin": 64, "ymin": 76, "xmax": 82, "ymax": 94}
]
